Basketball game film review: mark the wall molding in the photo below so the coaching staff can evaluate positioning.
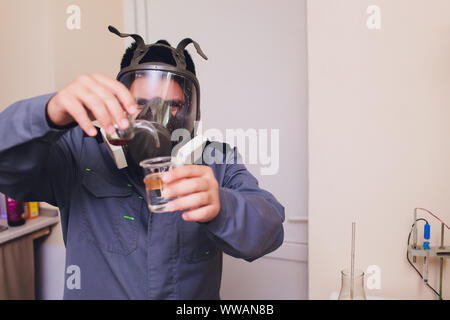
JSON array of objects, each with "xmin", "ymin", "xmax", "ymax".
[
  {"xmin": 123, "ymin": 0, "xmax": 151, "ymax": 47},
  {"xmin": 264, "ymin": 242, "xmax": 308, "ymax": 263}
]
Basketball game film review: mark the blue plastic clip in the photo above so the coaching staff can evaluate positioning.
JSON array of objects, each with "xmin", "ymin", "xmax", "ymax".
[
  {"xmin": 424, "ymin": 223, "xmax": 430, "ymax": 240},
  {"xmin": 423, "ymin": 223, "xmax": 431, "ymax": 250}
]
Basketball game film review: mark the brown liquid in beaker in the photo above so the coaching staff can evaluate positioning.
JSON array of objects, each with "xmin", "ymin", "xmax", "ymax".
[
  {"xmin": 144, "ymin": 173, "xmax": 163, "ymax": 191},
  {"xmin": 107, "ymin": 137, "xmax": 132, "ymax": 146}
]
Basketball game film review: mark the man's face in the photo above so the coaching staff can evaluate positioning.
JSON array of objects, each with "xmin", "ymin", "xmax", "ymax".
[{"xmin": 129, "ymin": 76, "xmax": 184, "ymax": 119}]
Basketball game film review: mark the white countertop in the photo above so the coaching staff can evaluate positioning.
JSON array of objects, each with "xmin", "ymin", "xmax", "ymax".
[{"xmin": 0, "ymin": 207, "xmax": 60, "ymax": 245}]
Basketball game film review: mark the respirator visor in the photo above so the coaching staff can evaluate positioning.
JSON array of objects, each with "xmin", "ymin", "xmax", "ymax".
[{"xmin": 119, "ymin": 69, "xmax": 198, "ymax": 136}]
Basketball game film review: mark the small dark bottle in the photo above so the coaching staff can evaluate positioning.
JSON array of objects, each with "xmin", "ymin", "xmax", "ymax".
[{"xmin": 5, "ymin": 196, "xmax": 25, "ymax": 227}]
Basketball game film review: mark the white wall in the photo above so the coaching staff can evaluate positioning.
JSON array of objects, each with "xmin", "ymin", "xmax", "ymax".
[
  {"xmin": 0, "ymin": 0, "xmax": 55, "ymax": 110},
  {"xmin": 308, "ymin": 0, "xmax": 450, "ymax": 299},
  {"xmin": 139, "ymin": 0, "xmax": 309, "ymax": 299}
]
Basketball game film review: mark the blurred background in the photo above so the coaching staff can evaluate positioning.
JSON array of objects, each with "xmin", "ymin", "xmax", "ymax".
[{"xmin": 1, "ymin": 0, "xmax": 450, "ymax": 300}]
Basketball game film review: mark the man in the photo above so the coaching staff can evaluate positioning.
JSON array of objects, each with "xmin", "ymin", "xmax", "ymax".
[{"xmin": 0, "ymin": 27, "xmax": 285, "ymax": 299}]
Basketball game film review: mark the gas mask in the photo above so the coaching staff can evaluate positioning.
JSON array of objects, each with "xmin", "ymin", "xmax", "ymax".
[{"xmin": 102, "ymin": 25, "xmax": 208, "ymax": 169}]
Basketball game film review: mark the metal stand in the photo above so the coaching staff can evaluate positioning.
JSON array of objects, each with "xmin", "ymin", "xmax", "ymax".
[{"xmin": 408, "ymin": 222, "xmax": 449, "ymax": 300}]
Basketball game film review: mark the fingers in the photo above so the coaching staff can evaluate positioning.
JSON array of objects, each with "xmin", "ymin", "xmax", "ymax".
[
  {"xmin": 181, "ymin": 205, "xmax": 219, "ymax": 223},
  {"xmin": 47, "ymin": 73, "xmax": 136, "ymax": 134},
  {"xmin": 91, "ymin": 73, "xmax": 137, "ymax": 115},
  {"xmin": 63, "ymin": 94, "xmax": 97, "ymax": 136},
  {"xmin": 72, "ymin": 82, "xmax": 115, "ymax": 135},
  {"xmin": 162, "ymin": 165, "xmax": 209, "ymax": 184},
  {"xmin": 68, "ymin": 74, "xmax": 137, "ymax": 135},
  {"xmin": 82, "ymin": 75, "xmax": 130, "ymax": 130},
  {"xmin": 166, "ymin": 191, "xmax": 211, "ymax": 212},
  {"xmin": 72, "ymin": 74, "xmax": 134, "ymax": 135},
  {"xmin": 160, "ymin": 165, "xmax": 221, "ymax": 222},
  {"xmin": 162, "ymin": 177, "xmax": 208, "ymax": 199}
]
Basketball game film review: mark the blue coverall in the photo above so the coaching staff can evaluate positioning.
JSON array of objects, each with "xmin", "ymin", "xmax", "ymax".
[{"xmin": 0, "ymin": 93, "xmax": 285, "ymax": 299}]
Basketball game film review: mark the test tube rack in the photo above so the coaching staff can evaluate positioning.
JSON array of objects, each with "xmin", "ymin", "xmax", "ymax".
[
  {"xmin": 408, "ymin": 245, "xmax": 450, "ymax": 258},
  {"xmin": 408, "ymin": 210, "xmax": 450, "ymax": 300}
]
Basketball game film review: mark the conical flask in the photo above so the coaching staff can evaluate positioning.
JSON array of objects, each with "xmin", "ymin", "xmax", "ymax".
[{"xmin": 338, "ymin": 268, "xmax": 367, "ymax": 300}]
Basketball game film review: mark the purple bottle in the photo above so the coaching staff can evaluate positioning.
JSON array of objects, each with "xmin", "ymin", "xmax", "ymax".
[{"xmin": 5, "ymin": 196, "xmax": 25, "ymax": 227}]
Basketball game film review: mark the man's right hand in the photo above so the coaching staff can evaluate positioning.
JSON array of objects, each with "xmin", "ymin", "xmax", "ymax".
[{"xmin": 46, "ymin": 73, "xmax": 137, "ymax": 137}]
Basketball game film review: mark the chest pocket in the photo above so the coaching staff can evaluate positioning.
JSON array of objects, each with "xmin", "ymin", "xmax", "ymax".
[
  {"xmin": 179, "ymin": 220, "xmax": 219, "ymax": 263},
  {"xmin": 80, "ymin": 171, "xmax": 140, "ymax": 255}
]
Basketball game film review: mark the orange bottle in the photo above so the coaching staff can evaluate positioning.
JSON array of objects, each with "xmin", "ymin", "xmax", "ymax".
[{"xmin": 25, "ymin": 202, "xmax": 40, "ymax": 219}]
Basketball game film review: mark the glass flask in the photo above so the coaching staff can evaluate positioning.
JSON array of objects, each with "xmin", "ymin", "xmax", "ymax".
[
  {"xmin": 338, "ymin": 268, "xmax": 367, "ymax": 300},
  {"xmin": 106, "ymin": 114, "xmax": 160, "ymax": 148}
]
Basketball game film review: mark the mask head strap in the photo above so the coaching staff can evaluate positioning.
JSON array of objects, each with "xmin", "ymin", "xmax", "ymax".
[
  {"xmin": 108, "ymin": 25, "xmax": 208, "ymax": 72},
  {"xmin": 108, "ymin": 25, "xmax": 149, "ymax": 67},
  {"xmin": 174, "ymin": 38, "xmax": 208, "ymax": 69}
]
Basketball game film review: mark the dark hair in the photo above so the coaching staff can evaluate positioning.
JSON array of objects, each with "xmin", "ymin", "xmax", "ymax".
[{"xmin": 120, "ymin": 40, "xmax": 196, "ymax": 75}]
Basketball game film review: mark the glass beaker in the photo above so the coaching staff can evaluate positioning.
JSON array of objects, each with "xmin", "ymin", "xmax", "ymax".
[
  {"xmin": 338, "ymin": 268, "xmax": 367, "ymax": 300},
  {"xmin": 106, "ymin": 114, "xmax": 160, "ymax": 148},
  {"xmin": 140, "ymin": 157, "xmax": 178, "ymax": 213}
]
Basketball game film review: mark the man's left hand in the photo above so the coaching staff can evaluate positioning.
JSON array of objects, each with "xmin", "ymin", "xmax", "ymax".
[{"xmin": 161, "ymin": 165, "xmax": 221, "ymax": 222}]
